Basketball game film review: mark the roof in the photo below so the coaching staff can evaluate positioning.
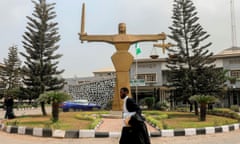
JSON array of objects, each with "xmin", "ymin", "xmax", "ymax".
[
  {"xmin": 134, "ymin": 47, "xmax": 240, "ymax": 62},
  {"xmin": 134, "ymin": 57, "xmax": 167, "ymax": 63},
  {"xmin": 0, "ymin": 63, "xmax": 5, "ymax": 68},
  {"xmin": 93, "ymin": 67, "xmax": 115, "ymax": 73},
  {"xmin": 214, "ymin": 47, "xmax": 240, "ymax": 58}
]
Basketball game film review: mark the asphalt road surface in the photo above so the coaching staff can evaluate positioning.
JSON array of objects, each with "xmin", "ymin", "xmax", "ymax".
[{"xmin": 0, "ymin": 130, "xmax": 240, "ymax": 144}]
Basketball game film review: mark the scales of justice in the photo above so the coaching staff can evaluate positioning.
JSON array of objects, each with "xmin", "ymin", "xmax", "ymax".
[{"xmin": 79, "ymin": 3, "xmax": 170, "ymax": 110}]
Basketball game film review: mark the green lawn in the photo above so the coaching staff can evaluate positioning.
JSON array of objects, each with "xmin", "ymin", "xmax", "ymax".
[
  {"xmin": 4, "ymin": 110, "xmax": 239, "ymax": 130},
  {"xmin": 144, "ymin": 111, "xmax": 239, "ymax": 129},
  {"xmin": 5, "ymin": 111, "xmax": 108, "ymax": 130}
]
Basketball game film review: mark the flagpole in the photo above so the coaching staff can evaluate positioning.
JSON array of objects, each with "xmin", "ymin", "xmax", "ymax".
[
  {"xmin": 135, "ymin": 43, "xmax": 141, "ymax": 104},
  {"xmin": 135, "ymin": 54, "xmax": 138, "ymax": 104}
]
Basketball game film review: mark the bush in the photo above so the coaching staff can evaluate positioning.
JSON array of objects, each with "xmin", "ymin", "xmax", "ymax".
[
  {"xmin": 174, "ymin": 105, "xmax": 189, "ymax": 112},
  {"xmin": 230, "ymin": 105, "xmax": 239, "ymax": 112},
  {"xmin": 208, "ymin": 108, "xmax": 240, "ymax": 121},
  {"xmin": 143, "ymin": 97, "xmax": 155, "ymax": 110},
  {"xmin": 144, "ymin": 111, "xmax": 169, "ymax": 129},
  {"xmin": 146, "ymin": 116, "xmax": 159, "ymax": 128},
  {"xmin": 155, "ymin": 101, "xmax": 169, "ymax": 111},
  {"xmin": 143, "ymin": 111, "xmax": 162, "ymax": 115},
  {"xmin": 104, "ymin": 100, "xmax": 113, "ymax": 110},
  {"xmin": 75, "ymin": 113, "xmax": 101, "ymax": 129},
  {"xmin": 162, "ymin": 120, "xmax": 168, "ymax": 129}
]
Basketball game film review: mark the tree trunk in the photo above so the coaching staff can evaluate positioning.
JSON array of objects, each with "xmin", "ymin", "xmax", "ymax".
[
  {"xmin": 52, "ymin": 102, "xmax": 59, "ymax": 122},
  {"xmin": 189, "ymin": 101, "xmax": 193, "ymax": 112},
  {"xmin": 194, "ymin": 101, "xmax": 199, "ymax": 115},
  {"xmin": 40, "ymin": 102, "xmax": 47, "ymax": 116},
  {"xmin": 200, "ymin": 103, "xmax": 207, "ymax": 121}
]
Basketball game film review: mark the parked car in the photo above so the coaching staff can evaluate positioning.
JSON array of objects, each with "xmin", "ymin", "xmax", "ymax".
[{"xmin": 59, "ymin": 99, "xmax": 101, "ymax": 112}]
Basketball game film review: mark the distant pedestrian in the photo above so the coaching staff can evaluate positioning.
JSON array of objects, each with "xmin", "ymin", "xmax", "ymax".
[
  {"xmin": 4, "ymin": 96, "xmax": 15, "ymax": 119},
  {"xmin": 119, "ymin": 87, "xmax": 151, "ymax": 144}
]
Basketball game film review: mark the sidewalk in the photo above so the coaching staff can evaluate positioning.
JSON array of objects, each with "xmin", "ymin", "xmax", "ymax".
[{"xmin": 96, "ymin": 118, "xmax": 159, "ymax": 132}]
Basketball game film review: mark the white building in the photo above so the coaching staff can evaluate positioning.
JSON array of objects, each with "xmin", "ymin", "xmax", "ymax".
[
  {"xmin": 65, "ymin": 47, "xmax": 240, "ymax": 108},
  {"xmin": 130, "ymin": 47, "xmax": 240, "ymax": 107}
]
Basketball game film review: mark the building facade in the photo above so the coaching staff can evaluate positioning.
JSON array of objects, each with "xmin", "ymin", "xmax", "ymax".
[
  {"xmin": 130, "ymin": 47, "xmax": 240, "ymax": 107},
  {"xmin": 65, "ymin": 47, "xmax": 240, "ymax": 108}
]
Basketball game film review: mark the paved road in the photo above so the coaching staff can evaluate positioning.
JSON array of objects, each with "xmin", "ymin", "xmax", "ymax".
[{"xmin": 0, "ymin": 130, "xmax": 240, "ymax": 144}]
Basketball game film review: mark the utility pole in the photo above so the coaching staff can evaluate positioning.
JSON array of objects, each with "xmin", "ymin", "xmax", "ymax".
[{"xmin": 230, "ymin": 0, "xmax": 237, "ymax": 47}]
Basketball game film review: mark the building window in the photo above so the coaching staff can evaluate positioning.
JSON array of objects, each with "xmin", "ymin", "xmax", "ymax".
[
  {"xmin": 137, "ymin": 73, "xmax": 156, "ymax": 83},
  {"xmin": 229, "ymin": 58, "xmax": 240, "ymax": 65},
  {"xmin": 230, "ymin": 70, "xmax": 240, "ymax": 78}
]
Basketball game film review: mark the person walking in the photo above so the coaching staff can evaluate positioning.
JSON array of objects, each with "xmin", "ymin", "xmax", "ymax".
[
  {"xmin": 4, "ymin": 96, "xmax": 15, "ymax": 119},
  {"xmin": 119, "ymin": 87, "xmax": 151, "ymax": 144}
]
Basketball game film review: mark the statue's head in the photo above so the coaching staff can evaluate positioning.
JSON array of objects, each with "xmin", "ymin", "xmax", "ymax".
[{"xmin": 118, "ymin": 23, "xmax": 126, "ymax": 34}]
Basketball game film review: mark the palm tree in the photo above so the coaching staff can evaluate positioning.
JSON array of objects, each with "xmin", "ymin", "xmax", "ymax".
[
  {"xmin": 38, "ymin": 91, "xmax": 70, "ymax": 122},
  {"xmin": 189, "ymin": 95, "xmax": 218, "ymax": 121}
]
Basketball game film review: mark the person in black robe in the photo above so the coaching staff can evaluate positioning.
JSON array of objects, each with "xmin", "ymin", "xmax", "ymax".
[
  {"xmin": 119, "ymin": 87, "xmax": 151, "ymax": 144},
  {"xmin": 4, "ymin": 96, "xmax": 15, "ymax": 119}
]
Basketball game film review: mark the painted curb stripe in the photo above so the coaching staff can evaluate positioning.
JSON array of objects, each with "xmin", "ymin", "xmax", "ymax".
[
  {"xmin": 65, "ymin": 130, "xmax": 79, "ymax": 138},
  {"xmin": 1, "ymin": 123, "xmax": 240, "ymax": 138},
  {"xmin": 25, "ymin": 127, "xmax": 33, "ymax": 135},
  {"xmin": 174, "ymin": 129, "xmax": 185, "ymax": 136},
  {"xmin": 95, "ymin": 132, "xmax": 109, "ymax": 138}
]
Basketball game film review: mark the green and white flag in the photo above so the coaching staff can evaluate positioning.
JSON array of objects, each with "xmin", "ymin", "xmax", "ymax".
[{"xmin": 135, "ymin": 43, "xmax": 141, "ymax": 55}]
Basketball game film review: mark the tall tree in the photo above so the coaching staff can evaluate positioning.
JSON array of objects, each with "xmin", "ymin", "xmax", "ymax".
[
  {"xmin": 20, "ymin": 0, "xmax": 65, "ymax": 116},
  {"xmin": 0, "ymin": 48, "xmax": 19, "ymax": 119},
  {"xmin": 167, "ymin": 0, "xmax": 225, "ymax": 114},
  {"xmin": 0, "ymin": 45, "xmax": 21, "ymax": 96},
  {"xmin": 0, "ymin": 64, "xmax": 5, "ymax": 99}
]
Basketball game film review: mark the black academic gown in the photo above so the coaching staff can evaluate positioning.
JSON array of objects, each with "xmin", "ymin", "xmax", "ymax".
[{"xmin": 119, "ymin": 98, "xmax": 151, "ymax": 144}]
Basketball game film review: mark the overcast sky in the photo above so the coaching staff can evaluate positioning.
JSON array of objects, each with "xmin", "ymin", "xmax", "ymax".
[{"xmin": 0, "ymin": 0, "xmax": 240, "ymax": 78}]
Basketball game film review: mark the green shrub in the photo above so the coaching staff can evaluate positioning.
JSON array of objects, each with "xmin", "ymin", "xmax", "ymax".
[
  {"xmin": 75, "ymin": 113, "xmax": 102, "ymax": 129},
  {"xmin": 162, "ymin": 120, "xmax": 168, "ymax": 129},
  {"xmin": 88, "ymin": 118, "xmax": 101, "ymax": 129},
  {"xmin": 143, "ymin": 97, "xmax": 155, "ymax": 110},
  {"xmin": 75, "ymin": 114, "xmax": 95, "ymax": 121},
  {"xmin": 208, "ymin": 108, "xmax": 240, "ymax": 121},
  {"xmin": 145, "ymin": 111, "xmax": 169, "ymax": 129},
  {"xmin": 146, "ymin": 116, "xmax": 159, "ymax": 128},
  {"xmin": 105, "ymin": 100, "xmax": 113, "ymax": 110},
  {"xmin": 155, "ymin": 101, "xmax": 169, "ymax": 111},
  {"xmin": 141, "ymin": 97, "xmax": 155, "ymax": 109},
  {"xmin": 155, "ymin": 114, "xmax": 168, "ymax": 120},
  {"xmin": 230, "ymin": 105, "xmax": 240, "ymax": 112},
  {"xmin": 175, "ymin": 106, "xmax": 189, "ymax": 112},
  {"xmin": 31, "ymin": 102, "xmax": 38, "ymax": 108},
  {"xmin": 6, "ymin": 120, "xmax": 19, "ymax": 126}
]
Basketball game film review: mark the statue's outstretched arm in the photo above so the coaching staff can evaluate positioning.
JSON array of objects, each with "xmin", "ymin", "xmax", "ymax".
[
  {"xmin": 130, "ymin": 33, "xmax": 166, "ymax": 43},
  {"xmin": 79, "ymin": 33, "xmax": 114, "ymax": 44}
]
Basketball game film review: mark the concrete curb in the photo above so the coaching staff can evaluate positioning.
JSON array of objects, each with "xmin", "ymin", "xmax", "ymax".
[{"xmin": 0, "ymin": 123, "xmax": 239, "ymax": 138}]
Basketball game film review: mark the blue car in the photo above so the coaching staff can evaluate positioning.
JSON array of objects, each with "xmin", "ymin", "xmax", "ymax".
[{"xmin": 60, "ymin": 99, "xmax": 101, "ymax": 112}]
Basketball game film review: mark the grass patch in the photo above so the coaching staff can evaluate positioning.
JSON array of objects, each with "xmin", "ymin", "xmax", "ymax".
[
  {"xmin": 4, "ymin": 110, "xmax": 238, "ymax": 130},
  {"xmin": 75, "ymin": 111, "xmax": 108, "ymax": 129},
  {"xmin": 143, "ymin": 111, "xmax": 238, "ymax": 129},
  {"xmin": 5, "ymin": 111, "xmax": 109, "ymax": 130}
]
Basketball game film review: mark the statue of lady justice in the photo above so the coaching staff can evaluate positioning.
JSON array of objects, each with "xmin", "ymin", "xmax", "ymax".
[{"xmin": 79, "ymin": 3, "xmax": 166, "ymax": 110}]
